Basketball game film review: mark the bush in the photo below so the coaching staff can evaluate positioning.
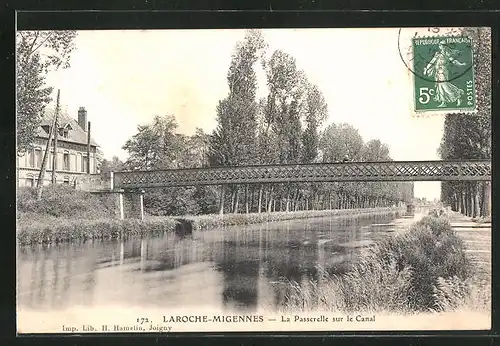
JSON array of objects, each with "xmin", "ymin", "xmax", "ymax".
[
  {"xmin": 432, "ymin": 276, "xmax": 471, "ymax": 312},
  {"xmin": 368, "ymin": 216, "xmax": 472, "ymax": 311},
  {"xmin": 428, "ymin": 208, "xmax": 446, "ymax": 218},
  {"xmin": 17, "ymin": 186, "xmax": 117, "ymax": 219},
  {"xmin": 283, "ymin": 254, "xmax": 413, "ymax": 313},
  {"xmin": 281, "ymin": 215, "xmax": 474, "ymax": 313}
]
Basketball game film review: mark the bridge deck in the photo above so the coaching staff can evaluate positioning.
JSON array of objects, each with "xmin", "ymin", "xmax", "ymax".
[{"xmin": 112, "ymin": 160, "xmax": 491, "ymax": 189}]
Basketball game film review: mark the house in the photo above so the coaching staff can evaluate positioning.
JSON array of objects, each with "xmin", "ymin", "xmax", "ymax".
[{"xmin": 17, "ymin": 106, "xmax": 100, "ymax": 187}]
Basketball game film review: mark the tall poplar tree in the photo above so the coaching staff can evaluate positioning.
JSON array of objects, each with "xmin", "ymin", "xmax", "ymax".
[
  {"xmin": 302, "ymin": 83, "xmax": 328, "ymax": 163},
  {"xmin": 209, "ymin": 29, "xmax": 266, "ymax": 213}
]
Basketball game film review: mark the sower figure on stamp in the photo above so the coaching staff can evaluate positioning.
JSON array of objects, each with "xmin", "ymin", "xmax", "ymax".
[{"xmin": 423, "ymin": 41, "xmax": 467, "ymax": 107}]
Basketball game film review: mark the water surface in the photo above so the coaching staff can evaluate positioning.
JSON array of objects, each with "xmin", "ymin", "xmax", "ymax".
[{"xmin": 17, "ymin": 212, "xmax": 413, "ymax": 313}]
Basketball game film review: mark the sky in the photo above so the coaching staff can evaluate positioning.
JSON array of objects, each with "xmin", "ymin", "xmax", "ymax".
[{"xmin": 42, "ymin": 28, "xmax": 451, "ymax": 200}]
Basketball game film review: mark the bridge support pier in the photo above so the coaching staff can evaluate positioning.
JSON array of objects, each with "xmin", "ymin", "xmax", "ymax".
[
  {"xmin": 94, "ymin": 188, "xmax": 145, "ymax": 220},
  {"xmin": 118, "ymin": 189, "xmax": 145, "ymax": 220},
  {"xmin": 119, "ymin": 193, "xmax": 124, "ymax": 219}
]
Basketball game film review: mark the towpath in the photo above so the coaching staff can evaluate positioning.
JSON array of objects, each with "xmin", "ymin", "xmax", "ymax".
[{"xmin": 449, "ymin": 211, "xmax": 491, "ymax": 279}]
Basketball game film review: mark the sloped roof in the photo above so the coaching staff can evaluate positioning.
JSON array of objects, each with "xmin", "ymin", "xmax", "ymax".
[
  {"xmin": 38, "ymin": 112, "xmax": 99, "ymax": 147},
  {"xmin": 59, "ymin": 122, "xmax": 74, "ymax": 130}
]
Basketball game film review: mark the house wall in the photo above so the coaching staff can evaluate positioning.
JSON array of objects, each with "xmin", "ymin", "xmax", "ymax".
[{"xmin": 18, "ymin": 137, "xmax": 98, "ymax": 188}]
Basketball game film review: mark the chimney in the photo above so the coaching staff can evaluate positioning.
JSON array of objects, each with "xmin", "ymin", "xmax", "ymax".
[{"xmin": 78, "ymin": 106, "xmax": 87, "ymax": 131}]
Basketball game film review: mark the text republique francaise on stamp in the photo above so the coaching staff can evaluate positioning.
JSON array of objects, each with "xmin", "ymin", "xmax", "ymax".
[{"xmin": 412, "ymin": 36, "xmax": 476, "ymax": 113}]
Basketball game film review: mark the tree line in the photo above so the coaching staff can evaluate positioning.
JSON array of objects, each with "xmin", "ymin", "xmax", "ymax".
[
  {"xmin": 439, "ymin": 27, "xmax": 491, "ymax": 218},
  {"xmin": 104, "ymin": 29, "xmax": 413, "ymax": 216}
]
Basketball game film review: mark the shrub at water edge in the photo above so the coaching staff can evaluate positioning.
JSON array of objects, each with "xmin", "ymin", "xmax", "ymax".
[{"xmin": 282, "ymin": 215, "xmax": 474, "ymax": 313}]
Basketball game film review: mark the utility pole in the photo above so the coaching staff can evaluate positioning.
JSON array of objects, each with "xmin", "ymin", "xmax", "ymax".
[
  {"xmin": 87, "ymin": 121, "xmax": 91, "ymax": 174},
  {"xmin": 51, "ymin": 93, "xmax": 60, "ymax": 185},
  {"xmin": 37, "ymin": 89, "xmax": 60, "ymax": 199}
]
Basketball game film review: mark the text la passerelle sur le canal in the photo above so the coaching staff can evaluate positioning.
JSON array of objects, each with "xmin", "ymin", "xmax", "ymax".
[{"xmin": 62, "ymin": 314, "xmax": 376, "ymax": 332}]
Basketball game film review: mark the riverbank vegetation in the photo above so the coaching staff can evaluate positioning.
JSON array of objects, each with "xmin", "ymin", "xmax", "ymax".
[
  {"xmin": 281, "ymin": 213, "xmax": 489, "ymax": 314},
  {"xmin": 17, "ymin": 184, "xmax": 403, "ymax": 246},
  {"xmin": 18, "ymin": 184, "xmax": 118, "ymax": 219},
  {"xmin": 17, "ymin": 207, "xmax": 402, "ymax": 246}
]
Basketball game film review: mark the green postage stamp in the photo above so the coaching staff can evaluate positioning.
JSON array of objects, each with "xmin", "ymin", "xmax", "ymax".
[{"xmin": 412, "ymin": 36, "xmax": 475, "ymax": 112}]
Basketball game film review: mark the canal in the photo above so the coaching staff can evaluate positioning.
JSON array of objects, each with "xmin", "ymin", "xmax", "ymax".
[{"xmin": 17, "ymin": 210, "xmax": 418, "ymax": 314}]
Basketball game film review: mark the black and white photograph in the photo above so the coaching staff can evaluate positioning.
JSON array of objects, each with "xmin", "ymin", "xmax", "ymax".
[{"xmin": 16, "ymin": 26, "xmax": 491, "ymax": 333}]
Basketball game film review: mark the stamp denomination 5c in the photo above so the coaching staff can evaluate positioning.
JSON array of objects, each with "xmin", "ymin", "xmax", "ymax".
[{"xmin": 412, "ymin": 36, "xmax": 475, "ymax": 113}]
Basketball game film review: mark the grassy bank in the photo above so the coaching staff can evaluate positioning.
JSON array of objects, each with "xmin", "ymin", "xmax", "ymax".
[
  {"xmin": 170, "ymin": 207, "xmax": 402, "ymax": 231},
  {"xmin": 17, "ymin": 186, "xmax": 403, "ymax": 246},
  {"xmin": 280, "ymin": 213, "xmax": 489, "ymax": 314},
  {"xmin": 17, "ymin": 207, "xmax": 402, "ymax": 246}
]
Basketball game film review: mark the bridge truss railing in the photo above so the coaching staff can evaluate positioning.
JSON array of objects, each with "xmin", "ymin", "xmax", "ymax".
[{"xmin": 112, "ymin": 160, "xmax": 491, "ymax": 190}]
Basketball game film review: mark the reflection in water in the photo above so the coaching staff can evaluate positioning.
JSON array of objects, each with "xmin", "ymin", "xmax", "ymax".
[
  {"xmin": 216, "ymin": 241, "xmax": 260, "ymax": 311},
  {"xmin": 17, "ymin": 212, "xmax": 406, "ymax": 313}
]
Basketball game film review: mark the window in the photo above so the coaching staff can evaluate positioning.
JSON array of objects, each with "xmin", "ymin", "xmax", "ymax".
[
  {"xmin": 63, "ymin": 151, "xmax": 70, "ymax": 171},
  {"xmin": 63, "ymin": 176, "xmax": 70, "ymax": 185},
  {"xmin": 82, "ymin": 155, "xmax": 88, "ymax": 173},
  {"xmin": 63, "ymin": 129, "xmax": 69, "ymax": 138},
  {"xmin": 34, "ymin": 148, "xmax": 42, "ymax": 168},
  {"xmin": 48, "ymin": 150, "xmax": 53, "ymax": 170},
  {"xmin": 26, "ymin": 176, "xmax": 34, "ymax": 187},
  {"xmin": 77, "ymin": 153, "xmax": 82, "ymax": 172},
  {"xmin": 27, "ymin": 149, "xmax": 34, "ymax": 168}
]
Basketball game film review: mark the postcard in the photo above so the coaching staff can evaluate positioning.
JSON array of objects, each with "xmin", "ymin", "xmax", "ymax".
[{"xmin": 16, "ymin": 26, "xmax": 491, "ymax": 333}]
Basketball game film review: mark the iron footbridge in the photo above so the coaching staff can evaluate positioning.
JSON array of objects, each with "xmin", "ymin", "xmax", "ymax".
[{"xmin": 112, "ymin": 160, "xmax": 491, "ymax": 189}]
